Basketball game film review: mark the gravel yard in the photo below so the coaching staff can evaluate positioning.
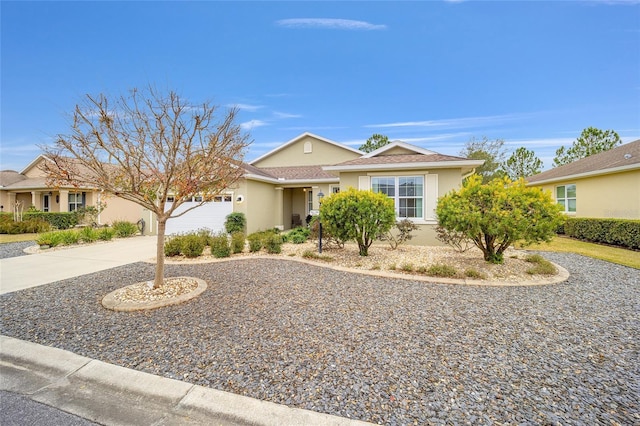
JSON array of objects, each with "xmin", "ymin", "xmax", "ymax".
[{"xmin": 0, "ymin": 245, "xmax": 638, "ymax": 425}]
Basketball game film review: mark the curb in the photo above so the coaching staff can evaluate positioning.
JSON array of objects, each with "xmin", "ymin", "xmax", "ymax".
[{"xmin": 0, "ymin": 335, "xmax": 375, "ymax": 426}]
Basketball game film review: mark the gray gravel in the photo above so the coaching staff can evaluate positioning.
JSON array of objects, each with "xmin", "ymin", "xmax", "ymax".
[
  {"xmin": 0, "ymin": 241, "xmax": 34, "ymax": 259},
  {"xmin": 1, "ymin": 250, "xmax": 638, "ymax": 425}
]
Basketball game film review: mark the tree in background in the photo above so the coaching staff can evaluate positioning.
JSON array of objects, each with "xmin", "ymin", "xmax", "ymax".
[
  {"xmin": 459, "ymin": 136, "xmax": 507, "ymax": 183},
  {"xmin": 503, "ymin": 147, "xmax": 544, "ymax": 180},
  {"xmin": 320, "ymin": 188, "xmax": 396, "ymax": 256},
  {"xmin": 359, "ymin": 133, "xmax": 390, "ymax": 153},
  {"xmin": 436, "ymin": 175, "xmax": 564, "ymax": 264},
  {"xmin": 42, "ymin": 87, "xmax": 250, "ymax": 289},
  {"xmin": 553, "ymin": 127, "xmax": 621, "ymax": 167}
]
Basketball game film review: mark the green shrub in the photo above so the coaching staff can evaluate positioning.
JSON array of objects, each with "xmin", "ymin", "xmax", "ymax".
[
  {"xmin": 400, "ymin": 263, "xmax": 414, "ymax": 272},
  {"xmin": 23, "ymin": 212, "xmax": 78, "ymax": 230},
  {"xmin": 164, "ymin": 236, "xmax": 183, "ymax": 257},
  {"xmin": 224, "ymin": 212, "xmax": 246, "ymax": 234},
  {"xmin": 37, "ymin": 231, "xmax": 60, "ymax": 247},
  {"xmin": 78, "ymin": 226, "xmax": 98, "ymax": 243},
  {"xmin": 301, "ymin": 250, "xmax": 334, "ymax": 261},
  {"xmin": 247, "ymin": 232, "xmax": 263, "ymax": 252},
  {"xmin": 181, "ymin": 234, "xmax": 206, "ymax": 258},
  {"xmin": 287, "ymin": 226, "xmax": 310, "ymax": 244},
  {"xmin": 97, "ymin": 227, "xmax": 115, "ymax": 241},
  {"xmin": 320, "ymin": 188, "xmax": 396, "ymax": 256},
  {"xmin": 524, "ymin": 254, "xmax": 557, "ymax": 275},
  {"xmin": 0, "ymin": 214, "xmax": 52, "ymax": 234},
  {"xmin": 209, "ymin": 233, "xmax": 231, "ymax": 258},
  {"xmin": 264, "ymin": 233, "xmax": 284, "ymax": 254},
  {"xmin": 111, "ymin": 221, "xmax": 138, "ymax": 238},
  {"xmin": 425, "ymin": 263, "xmax": 458, "ymax": 278},
  {"xmin": 437, "ymin": 175, "xmax": 564, "ymax": 264},
  {"xmin": 59, "ymin": 229, "xmax": 80, "ymax": 245},
  {"xmin": 464, "ymin": 268, "xmax": 487, "ymax": 279},
  {"xmin": 380, "ymin": 219, "xmax": 419, "ymax": 250},
  {"xmin": 230, "ymin": 232, "xmax": 245, "ymax": 254},
  {"xmin": 196, "ymin": 228, "xmax": 213, "ymax": 246},
  {"xmin": 563, "ymin": 217, "xmax": 639, "ymax": 250}
]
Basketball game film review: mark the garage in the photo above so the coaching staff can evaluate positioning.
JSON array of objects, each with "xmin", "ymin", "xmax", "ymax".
[{"xmin": 165, "ymin": 195, "xmax": 233, "ymax": 235}]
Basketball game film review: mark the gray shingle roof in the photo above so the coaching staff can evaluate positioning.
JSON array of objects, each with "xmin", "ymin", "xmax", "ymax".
[{"xmin": 527, "ymin": 139, "xmax": 640, "ymax": 184}]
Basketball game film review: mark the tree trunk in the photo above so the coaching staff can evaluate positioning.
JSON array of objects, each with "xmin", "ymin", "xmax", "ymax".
[{"xmin": 154, "ymin": 219, "xmax": 166, "ymax": 289}]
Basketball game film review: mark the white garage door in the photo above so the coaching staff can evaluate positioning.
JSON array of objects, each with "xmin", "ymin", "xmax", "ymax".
[{"xmin": 165, "ymin": 195, "xmax": 233, "ymax": 235}]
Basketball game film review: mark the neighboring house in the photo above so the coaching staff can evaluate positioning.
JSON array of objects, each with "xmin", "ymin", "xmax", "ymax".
[
  {"xmin": 0, "ymin": 156, "xmax": 143, "ymax": 225},
  {"xmin": 526, "ymin": 139, "xmax": 640, "ymax": 219},
  {"xmin": 1, "ymin": 133, "xmax": 484, "ymax": 245}
]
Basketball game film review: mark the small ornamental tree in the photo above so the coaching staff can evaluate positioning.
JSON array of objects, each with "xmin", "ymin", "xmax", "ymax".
[
  {"xmin": 436, "ymin": 175, "xmax": 564, "ymax": 264},
  {"xmin": 42, "ymin": 87, "xmax": 250, "ymax": 289},
  {"xmin": 320, "ymin": 188, "xmax": 396, "ymax": 256}
]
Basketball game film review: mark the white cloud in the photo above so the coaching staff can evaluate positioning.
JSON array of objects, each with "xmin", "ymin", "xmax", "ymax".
[
  {"xmin": 240, "ymin": 119, "xmax": 269, "ymax": 130},
  {"xmin": 276, "ymin": 18, "xmax": 387, "ymax": 31},
  {"xmin": 226, "ymin": 103, "xmax": 264, "ymax": 112},
  {"xmin": 273, "ymin": 111, "xmax": 302, "ymax": 119},
  {"xmin": 364, "ymin": 114, "xmax": 527, "ymax": 130}
]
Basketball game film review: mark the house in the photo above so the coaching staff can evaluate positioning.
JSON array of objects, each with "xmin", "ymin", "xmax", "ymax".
[
  {"xmin": 526, "ymin": 139, "xmax": 640, "ymax": 219},
  {"xmin": 1, "ymin": 133, "xmax": 484, "ymax": 245},
  {"xmin": 0, "ymin": 156, "xmax": 143, "ymax": 225}
]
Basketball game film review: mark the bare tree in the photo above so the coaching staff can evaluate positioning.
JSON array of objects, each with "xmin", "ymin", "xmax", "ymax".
[{"xmin": 42, "ymin": 87, "xmax": 250, "ymax": 288}]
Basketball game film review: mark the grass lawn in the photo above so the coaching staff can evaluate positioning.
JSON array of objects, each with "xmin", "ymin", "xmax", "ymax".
[
  {"xmin": 0, "ymin": 233, "xmax": 38, "ymax": 244},
  {"xmin": 527, "ymin": 236, "xmax": 640, "ymax": 270}
]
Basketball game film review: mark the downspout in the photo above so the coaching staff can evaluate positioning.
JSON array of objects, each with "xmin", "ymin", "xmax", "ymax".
[{"xmin": 462, "ymin": 168, "xmax": 477, "ymax": 180}]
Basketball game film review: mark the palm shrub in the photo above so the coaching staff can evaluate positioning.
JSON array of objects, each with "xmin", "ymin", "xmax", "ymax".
[
  {"xmin": 111, "ymin": 220, "xmax": 138, "ymax": 237},
  {"xmin": 96, "ymin": 227, "xmax": 115, "ymax": 241},
  {"xmin": 437, "ymin": 175, "xmax": 564, "ymax": 264},
  {"xmin": 320, "ymin": 188, "xmax": 396, "ymax": 256},
  {"xmin": 78, "ymin": 226, "xmax": 98, "ymax": 243}
]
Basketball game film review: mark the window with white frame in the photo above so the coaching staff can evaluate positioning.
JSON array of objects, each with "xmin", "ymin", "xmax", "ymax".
[
  {"xmin": 556, "ymin": 184, "xmax": 576, "ymax": 213},
  {"xmin": 372, "ymin": 176, "xmax": 424, "ymax": 219},
  {"xmin": 307, "ymin": 190, "xmax": 313, "ymax": 213},
  {"xmin": 68, "ymin": 192, "xmax": 85, "ymax": 211}
]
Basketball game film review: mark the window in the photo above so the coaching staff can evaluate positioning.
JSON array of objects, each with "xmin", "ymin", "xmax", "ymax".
[
  {"xmin": 556, "ymin": 184, "xmax": 576, "ymax": 213},
  {"xmin": 330, "ymin": 185, "xmax": 340, "ymax": 194},
  {"xmin": 307, "ymin": 190, "xmax": 313, "ymax": 213},
  {"xmin": 68, "ymin": 192, "xmax": 85, "ymax": 211},
  {"xmin": 372, "ymin": 176, "xmax": 424, "ymax": 219}
]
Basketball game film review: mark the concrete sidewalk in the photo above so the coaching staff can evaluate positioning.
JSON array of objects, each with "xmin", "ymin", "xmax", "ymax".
[
  {"xmin": 0, "ymin": 236, "xmax": 157, "ymax": 294},
  {"xmin": 0, "ymin": 336, "xmax": 372, "ymax": 425}
]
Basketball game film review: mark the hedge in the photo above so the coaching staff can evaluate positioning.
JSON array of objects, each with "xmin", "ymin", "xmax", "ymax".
[
  {"xmin": 22, "ymin": 212, "xmax": 79, "ymax": 230},
  {"xmin": 562, "ymin": 217, "xmax": 639, "ymax": 250}
]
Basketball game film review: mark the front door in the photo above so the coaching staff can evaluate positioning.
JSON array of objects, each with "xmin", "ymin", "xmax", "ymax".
[{"xmin": 43, "ymin": 194, "xmax": 50, "ymax": 212}]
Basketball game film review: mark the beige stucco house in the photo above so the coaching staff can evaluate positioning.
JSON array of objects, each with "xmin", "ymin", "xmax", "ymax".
[
  {"xmin": 1, "ymin": 133, "xmax": 484, "ymax": 244},
  {"xmin": 526, "ymin": 139, "xmax": 640, "ymax": 219},
  {"xmin": 0, "ymin": 156, "xmax": 143, "ymax": 225}
]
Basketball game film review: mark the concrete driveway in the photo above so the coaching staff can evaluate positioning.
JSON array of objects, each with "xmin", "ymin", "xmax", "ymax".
[{"xmin": 0, "ymin": 236, "xmax": 157, "ymax": 294}]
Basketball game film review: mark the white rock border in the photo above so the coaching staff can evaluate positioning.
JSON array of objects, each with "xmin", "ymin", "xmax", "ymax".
[{"xmin": 102, "ymin": 277, "xmax": 207, "ymax": 312}]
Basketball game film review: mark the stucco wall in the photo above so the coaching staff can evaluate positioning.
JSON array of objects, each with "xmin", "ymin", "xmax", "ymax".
[
  {"xmin": 99, "ymin": 194, "xmax": 145, "ymax": 225},
  {"xmin": 533, "ymin": 170, "xmax": 640, "ymax": 219},
  {"xmin": 251, "ymin": 135, "xmax": 361, "ymax": 167},
  {"xmin": 244, "ymin": 180, "xmax": 280, "ymax": 233},
  {"xmin": 335, "ymin": 168, "xmax": 467, "ymax": 246}
]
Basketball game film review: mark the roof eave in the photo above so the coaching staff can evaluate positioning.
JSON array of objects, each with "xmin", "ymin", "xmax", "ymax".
[
  {"xmin": 323, "ymin": 160, "xmax": 485, "ymax": 172},
  {"xmin": 526, "ymin": 163, "xmax": 640, "ymax": 186}
]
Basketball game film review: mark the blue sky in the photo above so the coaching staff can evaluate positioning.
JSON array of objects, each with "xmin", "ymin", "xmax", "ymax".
[{"xmin": 2, "ymin": 1, "xmax": 639, "ymax": 172}]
